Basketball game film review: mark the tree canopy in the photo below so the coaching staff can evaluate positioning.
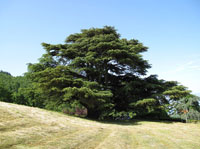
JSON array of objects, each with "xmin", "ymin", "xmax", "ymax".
[{"xmin": 1, "ymin": 26, "xmax": 199, "ymax": 121}]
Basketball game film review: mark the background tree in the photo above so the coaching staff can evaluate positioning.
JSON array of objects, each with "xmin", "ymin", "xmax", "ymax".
[
  {"xmin": 0, "ymin": 82, "xmax": 12, "ymax": 102},
  {"xmin": 163, "ymin": 84, "xmax": 192, "ymax": 115},
  {"xmin": 0, "ymin": 70, "xmax": 44, "ymax": 107},
  {"xmin": 0, "ymin": 71, "xmax": 14, "ymax": 102},
  {"xmin": 175, "ymin": 96, "xmax": 200, "ymax": 122}
]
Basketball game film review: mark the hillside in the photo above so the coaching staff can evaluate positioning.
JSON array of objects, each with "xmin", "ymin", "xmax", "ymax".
[{"xmin": 0, "ymin": 102, "xmax": 200, "ymax": 149}]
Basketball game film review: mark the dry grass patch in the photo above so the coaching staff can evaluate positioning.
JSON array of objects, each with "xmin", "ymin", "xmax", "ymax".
[{"xmin": 0, "ymin": 102, "xmax": 200, "ymax": 149}]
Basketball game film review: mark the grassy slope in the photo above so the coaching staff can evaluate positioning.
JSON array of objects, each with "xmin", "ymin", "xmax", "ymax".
[{"xmin": 0, "ymin": 102, "xmax": 200, "ymax": 149}]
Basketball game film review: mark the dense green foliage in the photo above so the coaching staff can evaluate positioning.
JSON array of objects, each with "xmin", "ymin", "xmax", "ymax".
[
  {"xmin": 0, "ymin": 70, "xmax": 44, "ymax": 107},
  {"xmin": 1, "ymin": 26, "xmax": 199, "ymax": 121}
]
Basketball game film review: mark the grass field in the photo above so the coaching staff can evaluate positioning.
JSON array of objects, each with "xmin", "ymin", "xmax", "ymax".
[{"xmin": 0, "ymin": 101, "xmax": 200, "ymax": 149}]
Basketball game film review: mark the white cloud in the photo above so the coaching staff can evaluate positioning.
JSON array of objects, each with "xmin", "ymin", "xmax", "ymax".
[
  {"xmin": 172, "ymin": 59, "xmax": 200, "ymax": 73},
  {"xmin": 155, "ymin": 58, "xmax": 200, "ymax": 93}
]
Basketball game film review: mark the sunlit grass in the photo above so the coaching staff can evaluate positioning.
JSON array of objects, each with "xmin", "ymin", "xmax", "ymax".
[{"xmin": 0, "ymin": 101, "xmax": 200, "ymax": 149}]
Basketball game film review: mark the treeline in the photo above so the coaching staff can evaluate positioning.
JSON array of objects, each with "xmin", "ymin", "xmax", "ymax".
[
  {"xmin": 0, "ymin": 71, "xmax": 44, "ymax": 108},
  {"xmin": 1, "ymin": 26, "xmax": 200, "ymax": 122}
]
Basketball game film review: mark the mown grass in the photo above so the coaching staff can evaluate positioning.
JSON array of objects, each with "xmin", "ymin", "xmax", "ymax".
[{"xmin": 0, "ymin": 101, "xmax": 200, "ymax": 149}]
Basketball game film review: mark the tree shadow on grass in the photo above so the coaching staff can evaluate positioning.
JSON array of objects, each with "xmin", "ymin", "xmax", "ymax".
[
  {"xmin": 82, "ymin": 118, "xmax": 141, "ymax": 126},
  {"xmin": 99, "ymin": 119, "xmax": 141, "ymax": 126},
  {"xmin": 82, "ymin": 117, "xmax": 183, "ymax": 126}
]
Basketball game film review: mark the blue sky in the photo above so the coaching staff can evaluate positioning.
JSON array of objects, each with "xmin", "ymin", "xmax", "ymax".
[{"xmin": 0, "ymin": 0, "xmax": 200, "ymax": 95}]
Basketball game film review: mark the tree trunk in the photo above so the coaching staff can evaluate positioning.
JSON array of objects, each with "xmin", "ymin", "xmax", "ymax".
[
  {"xmin": 185, "ymin": 108, "xmax": 188, "ymax": 123},
  {"xmin": 87, "ymin": 108, "xmax": 99, "ymax": 119},
  {"xmin": 185, "ymin": 114, "xmax": 188, "ymax": 123}
]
